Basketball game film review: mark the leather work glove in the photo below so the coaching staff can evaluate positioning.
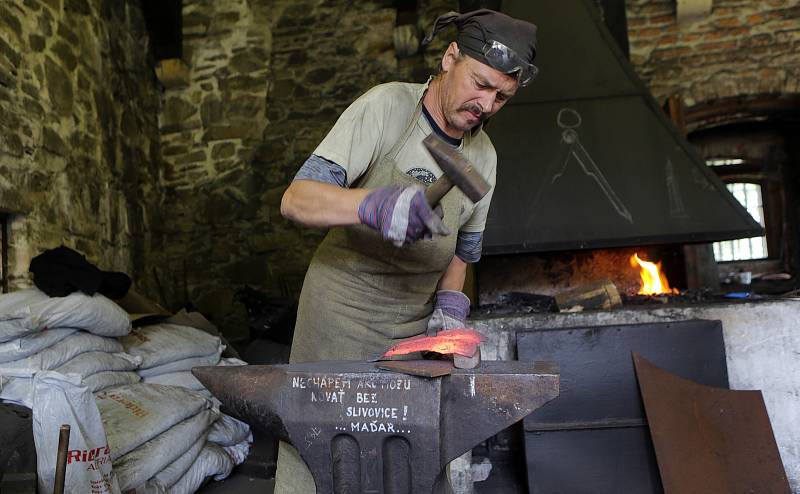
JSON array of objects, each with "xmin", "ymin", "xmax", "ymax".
[
  {"xmin": 358, "ymin": 185, "xmax": 450, "ymax": 247},
  {"xmin": 426, "ymin": 290, "xmax": 471, "ymax": 335}
]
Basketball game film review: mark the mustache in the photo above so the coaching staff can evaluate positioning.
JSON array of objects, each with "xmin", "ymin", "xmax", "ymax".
[{"xmin": 459, "ymin": 103, "xmax": 485, "ymax": 119}]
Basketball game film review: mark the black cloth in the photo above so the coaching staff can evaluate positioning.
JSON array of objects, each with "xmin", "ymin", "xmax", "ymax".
[
  {"xmin": 422, "ymin": 9, "xmax": 538, "ymax": 67},
  {"xmin": 29, "ymin": 246, "xmax": 132, "ymax": 299}
]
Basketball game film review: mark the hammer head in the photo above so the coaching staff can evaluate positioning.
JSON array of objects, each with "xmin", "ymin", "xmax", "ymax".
[{"xmin": 423, "ymin": 134, "xmax": 492, "ymax": 203}]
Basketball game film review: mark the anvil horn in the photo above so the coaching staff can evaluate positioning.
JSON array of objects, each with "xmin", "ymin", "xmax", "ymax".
[
  {"xmin": 439, "ymin": 363, "xmax": 560, "ymax": 462},
  {"xmin": 192, "ymin": 365, "xmax": 291, "ymax": 441}
]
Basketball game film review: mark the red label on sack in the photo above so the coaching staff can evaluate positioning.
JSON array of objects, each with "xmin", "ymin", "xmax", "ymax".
[{"xmin": 66, "ymin": 444, "xmax": 111, "ymax": 465}]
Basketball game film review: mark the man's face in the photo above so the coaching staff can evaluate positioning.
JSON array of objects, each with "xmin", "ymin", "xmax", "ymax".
[{"xmin": 439, "ymin": 43, "xmax": 519, "ymax": 133}]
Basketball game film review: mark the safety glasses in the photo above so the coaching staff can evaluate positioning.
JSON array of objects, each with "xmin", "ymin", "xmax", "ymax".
[{"xmin": 482, "ymin": 39, "xmax": 539, "ymax": 87}]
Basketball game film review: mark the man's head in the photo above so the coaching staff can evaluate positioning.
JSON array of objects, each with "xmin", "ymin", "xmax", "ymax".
[
  {"xmin": 434, "ymin": 9, "xmax": 538, "ymax": 85},
  {"xmin": 435, "ymin": 43, "xmax": 518, "ymax": 132},
  {"xmin": 423, "ymin": 9, "xmax": 538, "ymax": 134}
]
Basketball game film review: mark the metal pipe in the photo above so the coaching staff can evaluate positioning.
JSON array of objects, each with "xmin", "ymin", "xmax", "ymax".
[{"xmin": 53, "ymin": 424, "xmax": 70, "ymax": 494}]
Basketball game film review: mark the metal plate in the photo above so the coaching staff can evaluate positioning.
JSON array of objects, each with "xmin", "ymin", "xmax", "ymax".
[
  {"xmin": 525, "ymin": 427, "xmax": 663, "ymax": 494},
  {"xmin": 634, "ymin": 353, "xmax": 792, "ymax": 494},
  {"xmin": 517, "ymin": 319, "xmax": 728, "ymax": 494},
  {"xmin": 517, "ymin": 320, "xmax": 728, "ymax": 429}
]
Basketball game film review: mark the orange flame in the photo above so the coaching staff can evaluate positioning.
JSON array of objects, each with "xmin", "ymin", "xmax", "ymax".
[
  {"xmin": 381, "ymin": 328, "xmax": 484, "ymax": 359},
  {"xmin": 630, "ymin": 253, "xmax": 677, "ymax": 295}
]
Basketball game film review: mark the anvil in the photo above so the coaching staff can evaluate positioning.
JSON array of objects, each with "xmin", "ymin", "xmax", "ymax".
[{"xmin": 193, "ymin": 361, "xmax": 558, "ymax": 494}]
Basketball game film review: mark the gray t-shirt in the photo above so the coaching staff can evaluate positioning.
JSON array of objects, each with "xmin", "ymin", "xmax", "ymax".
[{"xmin": 312, "ymin": 81, "xmax": 497, "ymax": 233}]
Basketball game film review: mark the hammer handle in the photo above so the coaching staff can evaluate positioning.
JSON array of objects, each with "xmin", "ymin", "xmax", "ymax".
[{"xmin": 425, "ymin": 175, "xmax": 454, "ymax": 207}]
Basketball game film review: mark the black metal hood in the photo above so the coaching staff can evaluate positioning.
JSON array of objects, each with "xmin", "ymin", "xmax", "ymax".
[{"xmin": 482, "ymin": 0, "xmax": 763, "ymax": 254}]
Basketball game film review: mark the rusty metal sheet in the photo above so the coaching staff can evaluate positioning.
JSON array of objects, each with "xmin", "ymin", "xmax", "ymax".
[{"xmin": 633, "ymin": 353, "xmax": 791, "ymax": 494}]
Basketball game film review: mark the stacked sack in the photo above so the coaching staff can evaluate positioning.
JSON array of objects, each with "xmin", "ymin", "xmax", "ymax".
[
  {"xmin": 1, "ymin": 289, "xmax": 253, "ymax": 493},
  {"xmin": 0, "ymin": 288, "xmax": 138, "ymax": 407},
  {"xmin": 119, "ymin": 323, "xmax": 253, "ymax": 493},
  {"xmin": 120, "ymin": 323, "xmax": 226, "ymax": 395},
  {"xmin": 96, "ymin": 383, "xmax": 221, "ymax": 492}
]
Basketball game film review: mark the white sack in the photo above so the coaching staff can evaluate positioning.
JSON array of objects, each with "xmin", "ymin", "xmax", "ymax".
[
  {"xmin": 0, "ymin": 288, "xmax": 131, "ymax": 338},
  {"xmin": 0, "ymin": 289, "xmax": 49, "ymax": 342},
  {"xmin": 96, "ymin": 383, "xmax": 213, "ymax": 460},
  {"xmin": 136, "ymin": 349, "xmax": 223, "ymax": 378},
  {"xmin": 1, "ymin": 332, "xmax": 124, "ymax": 371},
  {"xmin": 84, "ymin": 371, "xmax": 141, "ymax": 392},
  {"xmin": 140, "ymin": 352, "xmax": 246, "ymax": 389},
  {"xmin": 223, "ymin": 438, "xmax": 251, "ymax": 466},
  {"xmin": 1, "ymin": 352, "xmax": 140, "ymax": 406},
  {"xmin": 113, "ymin": 408, "xmax": 219, "ymax": 491},
  {"xmin": 141, "ymin": 370, "xmax": 205, "ymax": 390},
  {"xmin": 123, "ymin": 434, "xmax": 208, "ymax": 494},
  {"xmin": 120, "ymin": 324, "xmax": 223, "ymax": 370},
  {"xmin": 0, "ymin": 286, "xmax": 49, "ymax": 315},
  {"xmin": 0, "ymin": 368, "xmax": 37, "ymax": 407},
  {"xmin": 145, "ymin": 434, "xmax": 207, "ymax": 491},
  {"xmin": 170, "ymin": 443, "xmax": 234, "ymax": 494},
  {"xmin": 208, "ymin": 413, "xmax": 252, "ymax": 447},
  {"xmin": 55, "ymin": 351, "xmax": 141, "ymax": 375},
  {"xmin": 0, "ymin": 328, "xmax": 77, "ymax": 363},
  {"xmin": 32, "ymin": 371, "xmax": 120, "ymax": 494}
]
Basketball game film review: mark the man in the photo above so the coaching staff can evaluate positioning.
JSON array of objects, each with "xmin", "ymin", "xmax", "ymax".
[{"xmin": 277, "ymin": 9, "xmax": 538, "ymax": 493}]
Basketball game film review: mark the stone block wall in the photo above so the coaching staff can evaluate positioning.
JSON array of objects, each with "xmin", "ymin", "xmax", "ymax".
[
  {"xmin": 158, "ymin": 0, "xmax": 454, "ymax": 340},
  {"xmin": 626, "ymin": 0, "xmax": 800, "ymax": 105},
  {"xmin": 0, "ymin": 0, "xmax": 162, "ymax": 292}
]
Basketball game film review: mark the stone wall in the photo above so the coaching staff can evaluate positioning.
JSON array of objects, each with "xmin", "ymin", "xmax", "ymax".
[
  {"xmin": 0, "ymin": 0, "xmax": 162, "ymax": 293},
  {"xmin": 158, "ymin": 0, "xmax": 454, "ymax": 340},
  {"xmin": 626, "ymin": 0, "xmax": 800, "ymax": 105}
]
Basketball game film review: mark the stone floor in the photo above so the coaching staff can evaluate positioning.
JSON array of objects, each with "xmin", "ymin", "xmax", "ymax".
[{"xmin": 197, "ymin": 473, "xmax": 274, "ymax": 493}]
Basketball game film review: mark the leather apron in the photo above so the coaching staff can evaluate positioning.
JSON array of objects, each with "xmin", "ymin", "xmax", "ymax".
[{"xmin": 274, "ymin": 95, "xmax": 474, "ymax": 494}]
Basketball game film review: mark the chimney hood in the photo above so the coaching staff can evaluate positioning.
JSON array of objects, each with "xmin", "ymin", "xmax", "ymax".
[{"xmin": 482, "ymin": 0, "xmax": 763, "ymax": 255}]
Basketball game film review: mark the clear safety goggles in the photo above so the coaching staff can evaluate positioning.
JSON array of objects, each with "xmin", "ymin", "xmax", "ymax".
[{"xmin": 482, "ymin": 39, "xmax": 539, "ymax": 87}]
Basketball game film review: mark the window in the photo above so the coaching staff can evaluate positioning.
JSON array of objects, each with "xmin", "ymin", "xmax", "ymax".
[{"xmin": 712, "ymin": 182, "xmax": 768, "ymax": 261}]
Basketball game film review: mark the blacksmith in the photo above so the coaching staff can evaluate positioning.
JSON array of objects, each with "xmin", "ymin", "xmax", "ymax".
[{"xmin": 278, "ymin": 9, "xmax": 538, "ymax": 493}]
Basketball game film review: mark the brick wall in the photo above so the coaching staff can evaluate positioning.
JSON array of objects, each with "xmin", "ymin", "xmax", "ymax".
[{"xmin": 626, "ymin": 0, "xmax": 800, "ymax": 105}]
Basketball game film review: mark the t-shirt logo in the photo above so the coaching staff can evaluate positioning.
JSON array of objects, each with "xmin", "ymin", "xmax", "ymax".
[{"xmin": 406, "ymin": 168, "xmax": 436, "ymax": 185}]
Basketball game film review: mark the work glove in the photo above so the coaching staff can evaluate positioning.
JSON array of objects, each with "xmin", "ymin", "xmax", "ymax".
[
  {"xmin": 426, "ymin": 290, "xmax": 471, "ymax": 335},
  {"xmin": 358, "ymin": 185, "xmax": 450, "ymax": 247}
]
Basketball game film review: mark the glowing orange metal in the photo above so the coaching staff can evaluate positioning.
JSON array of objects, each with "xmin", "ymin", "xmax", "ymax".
[{"xmin": 381, "ymin": 328, "xmax": 485, "ymax": 359}]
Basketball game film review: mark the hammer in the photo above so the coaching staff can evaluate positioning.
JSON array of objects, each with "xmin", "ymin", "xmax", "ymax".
[{"xmin": 422, "ymin": 134, "xmax": 491, "ymax": 207}]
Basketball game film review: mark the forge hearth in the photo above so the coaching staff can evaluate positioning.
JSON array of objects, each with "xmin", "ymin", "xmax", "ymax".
[{"xmin": 476, "ymin": 245, "xmax": 690, "ymax": 305}]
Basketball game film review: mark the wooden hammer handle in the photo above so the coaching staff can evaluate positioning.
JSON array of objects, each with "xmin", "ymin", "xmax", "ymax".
[{"xmin": 424, "ymin": 175, "xmax": 454, "ymax": 207}]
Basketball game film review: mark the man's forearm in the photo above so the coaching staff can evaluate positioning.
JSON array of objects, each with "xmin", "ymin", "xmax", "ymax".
[
  {"xmin": 281, "ymin": 180, "xmax": 369, "ymax": 228},
  {"xmin": 438, "ymin": 255, "xmax": 468, "ymax": 291}
]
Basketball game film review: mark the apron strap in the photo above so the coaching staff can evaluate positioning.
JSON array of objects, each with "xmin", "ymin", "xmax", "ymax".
[{"xmin": 387, "ymin": 97, "xmax": 425, "ymax": 161}]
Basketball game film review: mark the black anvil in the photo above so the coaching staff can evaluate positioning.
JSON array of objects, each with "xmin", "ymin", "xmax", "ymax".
[{"xmin": 193, "ymin": 360, "xmax": 559, "ymax": 494}]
